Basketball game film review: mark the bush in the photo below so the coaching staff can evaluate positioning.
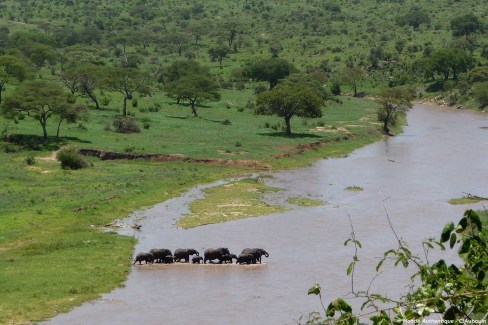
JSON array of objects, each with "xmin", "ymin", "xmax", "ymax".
[
  {"xmin": 56, "ymin": 147, "xmax": 89, "ymax": 170},
  {"xmin": 112, "ymin": 116, "xmax": 141, "ymax": 133},
  {"xmin": 330, "ymin": 79, "xmax": 341, "ymax": 95},
  {"xmin": 25, "ymin": 156, "xmax": 36, "ymax": 165},
  {"xmin": 473, "ymin": 82, "xmax": 488, "ymax": 108}
]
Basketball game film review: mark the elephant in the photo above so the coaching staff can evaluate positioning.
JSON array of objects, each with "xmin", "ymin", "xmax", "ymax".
[
  {"xmin": 149, "ymin": 248, "xmax": 172, "ymax": 263},
  {"xmin": 204, "ymin": 247, "xmax": 230, "ymax": 264},
  {"xmin": 221, "ymin": 254, "xmax": 237, "ymax": 264},
  {"xmin": 192, "ymin": 256, "xmax": 203, "ymax": 264},
  {"xmin": 161, "ymin": 255, "xmax": 174, "ymax": 264},
  {"xmin": 174, "ymin": 248, "xmax": 199, "ymax": 263},
  {"xmin": 236, "ymin": 253, "xmax": 254, "ymax": 265},
  {"xmin": 241, "ymin": 248, "xmax": 269, "ymax": 263},
  {"xmin": 133, "ymin": 252, "xmax": 154, "ymax": 265}
]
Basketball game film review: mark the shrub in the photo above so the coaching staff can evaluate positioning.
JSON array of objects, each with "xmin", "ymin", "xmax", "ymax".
[
  {"xmin": 56, "ymin": 147, "xmax": 89, "ymax": 170},
  {"xmin": 143, "ymin": 122, "xmax": 150, "ymax": 129},
  {"xmin": 330, "ymin": 79, "xmax": 341, "ymax": 95},
  {"xmin": 112, "ymin": 116, "xmax": 141, "ymax": 133},
  {"xmin": 25, "ymin": 156, "xmax": 36, "ymax": 165},
  {"xmin": 235, "ymin": 141, "xmax": 242, "ymax": 147},
  {"xmin": 222, "ymin": 119, "xmax": 232, "ymax": 125}
]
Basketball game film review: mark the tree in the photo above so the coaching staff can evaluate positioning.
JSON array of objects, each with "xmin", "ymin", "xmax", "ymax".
[
  {"xmin": 244, "ymin": 58, "xmax": 298, "ymax": 90},
  {"xmin": 162, "ymin": 60, "xmax": 210, "ymax": 84},
  {"xmin": 104, "ymin": 68, "xmax": 151, "ymax": 116},
  {"xmin": 450, "ymin": 13, "xmax": 483, "ymax": 37},
  {"xmin": 61, "ymin": 63, "xmax": 104, "ymax": 109},
  {"xmin": 218, "ymin": 21, "xmax": 239, "ymax": 46},
  {"xmin": 396, "ymin": 6, "xmax": 430, "ymax": 31},
  {"xmin": 163, "ymin": 33, "xmax": 191, "ymax": 57},
  {"xmin": 306, "ymin": 209, "xmax": 488, "ymax": 324},
  {"xmin": 55, "ymin": 103, "xmax": 89, "ymax": 138},
  {"xmin": 472, "ymin": 82, "xmax": 488, "ymax": 108},
  {"xmin": 164, "ymin": 73, "xmax": 221, "ymax": 117},
  {"xmin": 255, "ymin": 84, "xmax": 324, "ymax": 136},
  {"xmin": 429, "ymin": 49, "xmax": 472, "ymax": 80},
  {"xmin": 208, "ymin": 44, "xmax": 230, "ymax": 69},
  {"xmin": 0, "ymin": 55, "xmax": 31, "ymax": 103},
  {"xmin": 376, "ymin": 87, "xmax": 414, "ymax": 134},
  {"xmin": 1, "ymin": 80, "xmax": 75, "ymax": 140},
  {"xmin": 341, "ymin": 66, "xmax": 365, "ymax": 97}
]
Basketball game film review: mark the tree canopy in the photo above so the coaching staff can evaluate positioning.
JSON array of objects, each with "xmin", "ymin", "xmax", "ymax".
[
  {"xmin": 255, "ymin": 83, "xmax": 324, "ymax": 135},
  {"xmin": 244, "ymin": 58, "xmax": 298, "ymax": 90},
  {"xmin": 1, "ymin": 80, "xmax": 74, "ymax": 140},
  {"xmin": 377, "ymin": 87, "xmax": 414, "ymax": 134},
  {"xmin": 164, "ymin": 73, "xmax": 221, "ymax": 117}
]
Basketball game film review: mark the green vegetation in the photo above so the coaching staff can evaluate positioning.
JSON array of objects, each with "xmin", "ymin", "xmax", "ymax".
[
  {"xmin": 178, "ymin": 178, "xmax": 288, "ymax": 229},
  {"xmin": 448, "ymin": 194, "xmax": 488, "ymax": 205},
  {"xmin": 286, "ymin": 197, "xmax": 326, "ymax": 207},
  {"xmin": 0, "ymin": 0, "xmax": 486, "ymax": 322},
  {"xmin": 307, "ymin": 210, "xmax": 488, "ymax": 324},
  {"xmin": 344, "ymin": 186, "xmax": 364, "ymax": 191}
]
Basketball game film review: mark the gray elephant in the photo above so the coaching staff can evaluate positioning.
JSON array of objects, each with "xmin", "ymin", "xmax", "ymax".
[
  {"xmin": 174, "ymin": 248, "xmax": 199, "ymax": 262},
  {"xmin": 149, "ymin": 248, "xmax": 172, "ymax": 263},
  {"xmin": 192, "ymin": 256, "xmax": 203, "ymax": 264},
  {"xmin": 133, "ymin": 252, "xmax": 154, "ymax": 265},
  {"xmin": 236, "ymin": 253, "xmax": 254, "ymax": 265},
  {"xmin": 221, "ymin": 254, "xmax": 237, "ymax": 264},
  {"xmin": 204, "ymin": 247, "xmax": 230, "ymax": 264},
  {"xmin": 241, "ymin": 248, "xmax": 269, "ymax": 263},
  {"xmin": 161, "ymin": 255, "xmax": 174, "ymax": 264}
]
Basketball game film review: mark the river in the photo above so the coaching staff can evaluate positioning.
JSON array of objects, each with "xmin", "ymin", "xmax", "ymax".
[{"xmin": 45, "ymin": 104, "xmax": 488, "ymax": 325}]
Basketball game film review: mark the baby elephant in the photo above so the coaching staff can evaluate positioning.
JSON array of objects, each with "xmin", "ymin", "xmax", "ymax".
[
  {"xmin": 236, "ymin": 253, "xmax": 254, "ymax": 265},
  {"xmin": 221, "ymin": 254, "xmax": 237, "ymax": 264},
  {"xmin": 192, "ymin": 256, "xmax": 203, "ymax": 264},
  {"xmin": 161, "ymin": 255, "xmax": 174, "ymax": 264},
  {"xmin": 133, "ymin": 252, "xmax": 154, "ymax": 265}
]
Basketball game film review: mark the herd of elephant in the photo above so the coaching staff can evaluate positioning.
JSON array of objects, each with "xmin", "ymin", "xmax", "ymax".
[{"xmin": 133, "ymin": 247, "xmax": 269, "ymax": 265}]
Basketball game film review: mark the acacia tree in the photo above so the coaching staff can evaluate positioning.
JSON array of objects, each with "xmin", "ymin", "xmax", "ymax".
[
  {"xmin": 1, "ymin": 80, "xmax": 74, "ymax": 140},
  {"xmin": 0, "ymin": 55, "xmax": 31, "ymax": 103},
  {"xmin": 397, "ymin": 6, "xmax": 431, "ymax": 31},
  {"xmin": 164, "ymin": 73, "xmax": 221, "ymax": 117},
  {"xmin": 377, "ymin": 87, "xmax": 414, "ymax": 134},
  {"xmin": 208, "ymin": 44, "xmax": 230, "ymax": 69},
  {"xmin": 429, "ymin": 49, "xmax": 472, "ymax": 80},
  {"xmin": 244, "ymin": 58, "xmax": 297, "ymax": 90},
  {"xmin": 450, "ymin": 13, "xmax": 483, "ymax": 37},
  {"xmin": 104, "ymin": 67, "xmax": 150, "ymax": 116},
  {"xmin": 341, "ymin": 66, "xmax": 365, "ymax": 97},
  {"xmin": 255, "ymin": 84, "xmax": 324, "ymax": 136}
]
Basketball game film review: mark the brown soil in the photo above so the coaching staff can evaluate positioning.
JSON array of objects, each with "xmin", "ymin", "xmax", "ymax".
[
  {"xmin": 79, "ymin": 135, "xmax": 353, "ymax": 167},
  {"xmin": 78, "ymin": 149, "xmax": 271, "ymax": 169}
]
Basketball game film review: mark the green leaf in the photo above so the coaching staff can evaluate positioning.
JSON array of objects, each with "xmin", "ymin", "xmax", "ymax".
[
  {"xmin": 376, "ymin": 259, "xmax": 384, "ymax": 272},
  {"xmin": 459, "ymin": 238, "xmax": 471, "ymax": 254},
  {"xmin": 307, "ymin": 283, "xmax": 321, "ymax": 295},
  {"xmin": 449, "ymin": 232, "xmax": 457, "ymax": 249},
  {"xmin": 441, "ymin": 222, "xmax": 455, "ymax": 242},
  {"xmin": 344, "ymin": 238, "xmax": 351, "ymax": 246},
  {"xmin": 477, "ymin": 270, "xmax": 485, "ymax": 282},
  {"xmin": 346, "ymin": 261, "xmax": 355, "ymax": 275},
  {"xmin": 465, "ymin": 209, "xmax": 482, "ymax": 231},
  {"xmin": 457, "ymin": 217, "xmax": 468, "ymax": 232}
]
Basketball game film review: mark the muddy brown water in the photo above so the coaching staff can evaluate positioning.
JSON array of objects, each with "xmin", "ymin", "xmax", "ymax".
[{"xmin": 45, "ymin": 105, "xmax": 488, "ymax": 325}]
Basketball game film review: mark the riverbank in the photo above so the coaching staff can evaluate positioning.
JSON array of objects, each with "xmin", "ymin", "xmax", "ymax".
[{"xmin": 0, "ymin": 97, "xmax": 395, "ymax": 323}]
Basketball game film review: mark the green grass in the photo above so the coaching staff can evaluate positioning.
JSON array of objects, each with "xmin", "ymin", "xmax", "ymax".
[
  {"xmin": 286, "ymin": 197, "xmax": 326, "ymax": 207},
  {"xmin": 448, "ymin": 196, "xmax": 487, "ymax": 205},
  {"xmin": 178, "ymin": 178, "xmax": 289, "ymax": 228}
]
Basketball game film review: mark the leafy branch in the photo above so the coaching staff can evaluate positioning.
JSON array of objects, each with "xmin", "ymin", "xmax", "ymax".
[{"xmin": 302, "ymin": 209, "xmax": 488, "ymax": 324}]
